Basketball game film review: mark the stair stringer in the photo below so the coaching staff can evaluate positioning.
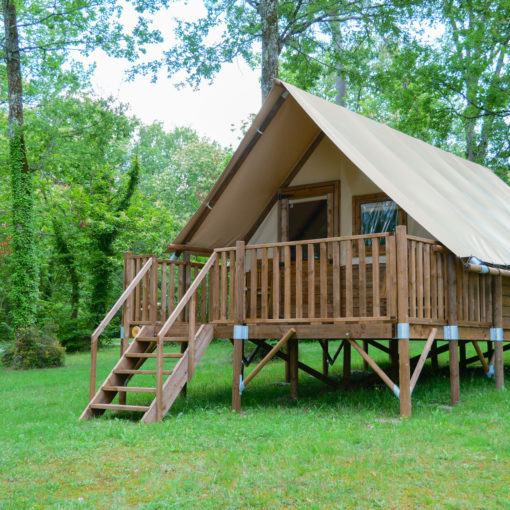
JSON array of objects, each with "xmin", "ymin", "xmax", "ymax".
[
  {"xmin": 142, "ymin": 324, "xmax": 214, "ymax": 423},
  {"xmin": 80, "ymin": 325, "xmax": 155, "ymax": 420}
]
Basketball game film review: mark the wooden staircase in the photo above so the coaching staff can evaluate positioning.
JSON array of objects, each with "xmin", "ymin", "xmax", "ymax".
[
  {"xmin": 80, "ymin": 252, "xmax": 218, "ymax": 423},
  {"xmin": 80, "ymin": 323, "xmax": 214, "ymax": 423}
]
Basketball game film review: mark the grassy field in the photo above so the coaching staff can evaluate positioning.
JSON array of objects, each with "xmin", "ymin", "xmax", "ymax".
[{"xmin": 1, "ymin": 339, "xmax": 509, "ymax": 509}]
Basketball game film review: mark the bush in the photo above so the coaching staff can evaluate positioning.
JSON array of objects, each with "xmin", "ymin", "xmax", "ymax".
[{"xmin": 1, "ymin": 327, "xmax": 65, "ymax": 369}]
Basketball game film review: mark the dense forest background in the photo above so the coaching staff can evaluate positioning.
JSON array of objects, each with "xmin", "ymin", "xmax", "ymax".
[{"xmin": 0, "ymin": 0, "xmax": 508, "ymax": 352}]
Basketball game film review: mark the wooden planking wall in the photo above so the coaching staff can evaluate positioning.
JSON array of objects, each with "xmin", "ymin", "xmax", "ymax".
[{"xmin": 503, "ymin": 276, "xmax": 510, "ymax": 329}]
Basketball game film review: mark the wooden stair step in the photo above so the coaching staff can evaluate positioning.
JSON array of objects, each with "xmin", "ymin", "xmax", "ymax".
[
  {"xmin": 103, "ymin": 386, "xmax": 156, "ymax": 393},
  {"xmin": 125, "ymin": 352, "xmax": 183, "ymax": 359},
  {"xmin": 114, "ymin": 369, "xmax": 173, "ymax": 375},
  {"xmin": 90, "ymin": 403, "xmax": 149, "ymax": 412},
  {"xmin": 137, "ymin": 336, "xmax": 189, "ymax": 342}
]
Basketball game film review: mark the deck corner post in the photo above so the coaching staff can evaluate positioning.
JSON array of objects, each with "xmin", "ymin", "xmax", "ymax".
[
  {"xmin": 492, "ymin": 275, "xmax": 504, "ymax": 390},
  {"xmin": 289, "ymin": 337, "xmax": 299, "ymax": 399},
  {"xmin": 447, "ymin": 253, "xmax": 460, "ymax": 405},
  {"xmin": 235, "ymin": 241, "xmax": 246, "ymax": 323},
  {"xmin": 120, "ymin": 252, "xmax": 133, "ymax": 405},
  {"xmin": 343, "ymin": 338, "xmax": 351, "ymax": 388},
  {"xmin": 396, "ymin": 225, "xmax": 411, "ymax": 417},
  {"xmin": 232, "ymin": 337, "xmax": 244, "ymax": 412}
]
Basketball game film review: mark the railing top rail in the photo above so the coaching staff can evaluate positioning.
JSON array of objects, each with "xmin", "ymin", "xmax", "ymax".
[
  {"xmin": 406, "ymin": 235, "xmax": 443, "ymax": 246},
  {"xmin": 92, "ymin": 257, "xmax": 153, "ymax": 341},
  {"xmin": 244, "ymin": 232, "xmax": 392, "ymax": 251},
  {"xmin": 156, "ymin": 258, "xmax": 205, "ymax": 268},
  {"xmin": 158, "ymin": 252, "xmax": 218, "ymax": 340}
]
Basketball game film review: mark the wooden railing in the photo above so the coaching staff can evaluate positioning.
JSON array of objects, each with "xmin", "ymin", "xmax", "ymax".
[
  {"xmin": 209, "ymin": 233, "xmax": 397, "ymax": 323},
  {"xmin": 122, "ymin": 254, "xmax": 210, "ymax": 338},
  {"xmin": 89, "ymin": 257, "xmax": 153, "ymax": 399},
  {"xmin": 406, "ymin": 236, "xmax": 493, "ymax": 325}
]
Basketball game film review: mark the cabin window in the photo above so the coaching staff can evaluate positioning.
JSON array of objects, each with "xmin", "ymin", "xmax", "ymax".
[{"xmin": 352, "ymin": 193, "xmax": 407, "ymax": 249}]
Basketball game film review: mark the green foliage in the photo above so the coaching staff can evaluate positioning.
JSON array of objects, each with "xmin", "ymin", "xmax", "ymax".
[
  {"xmin": 0, "ymin": 342, "xmax": 509, "ymax": 507},
  {"xmin": 8, "ymin": 131, "xmax": 38, "ymax": 329},
  {"xmin": 1, "ymin": 326, "xmax": 65, "ymax": 369}
]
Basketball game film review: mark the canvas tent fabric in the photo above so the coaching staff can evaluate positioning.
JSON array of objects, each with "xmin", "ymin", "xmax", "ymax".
[{"xmin": 174, "ymin": 81, "xmax": 510, "ymax": 266}]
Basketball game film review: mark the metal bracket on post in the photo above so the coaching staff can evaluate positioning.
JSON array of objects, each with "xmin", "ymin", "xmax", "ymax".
[
  {"xmin": 443, "ymin": 325, "xmax": 459, "ymax": 341},
  {"xmin": 393, "ymin": 385, "xmax": 401, "ymax": 399},
  {"xmin": 239, "ymin": 374, "xmax": 245, "ymax": 395},
  {"xmin": 490, "ymin": 328, "xmax": 504, "ymax": 342},
  {"xmin": 233, "ymin": 325, "xmax": 249, "ymax": 340},
  {"xmin": 397, "ymin": 323, "xmax": 409, "ymax": 339}
]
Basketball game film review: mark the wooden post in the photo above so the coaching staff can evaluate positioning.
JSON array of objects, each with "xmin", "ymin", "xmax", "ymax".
[
  {"xmin": 188, "ymin": 292, "xmax": 196, "ymax": 380},
  {"xmin": 343, "ymin": 339, "xmax": 351, "ymax": 389},
  {"xmin": 156, "ymin": 336, "xmax": 163, "ymax": 421},
  {"xmin": 447, "ymin": 253, "xmax": 460, "ymax": 406},
  {"xmin": 459, "ymin": 341, "xmax": 467, "ymax": 373},
  {"xmin": 431, "ymin": 341, "xmax": 439, "ymax": 371},
  {"xmin": 232, "ymin": 241, "xmax": 246, "ymax": 412},
  {"xmin": 389, "ymin": 340, "xmax": 399, "ymax": 379},
  {"xmin": 120, "ymin": 252, "xmax": 132, "ymax": 405},
  {"xmin": 232, "ymin": 338, "xmax": 243, "ymax": 412},
  {"xmin": 396, "ymin": 225, "xmax": 411, "ymax": 417},
  {"xmin": 322, "ymin": 340, "xmax": 329, "ymax": 375},
  {"xmin": 89, "ymin": 336, "xmax": 98, "ymax": 401},
  {"xmin": 493, "ymin": 275, "xmax": 504, "ymax": 389},
  {"xmin": 289, "ymin": 337, "xmax": 299, "ymax": 399}
]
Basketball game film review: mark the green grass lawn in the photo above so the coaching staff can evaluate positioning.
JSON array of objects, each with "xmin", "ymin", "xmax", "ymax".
[{"xmin": 1, "ymin": 340, "xmax": 509, "ymax": 509}]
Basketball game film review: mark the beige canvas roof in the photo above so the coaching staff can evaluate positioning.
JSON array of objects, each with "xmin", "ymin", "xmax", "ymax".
[{"xmin": 174, "ymin": 81, "xmax": 510, "ymax": 265}]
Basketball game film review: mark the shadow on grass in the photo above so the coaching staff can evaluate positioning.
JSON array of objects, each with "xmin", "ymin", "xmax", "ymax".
[{"xmin": 100, "ymin": 359, "xmax": 508, "ymax": 421}]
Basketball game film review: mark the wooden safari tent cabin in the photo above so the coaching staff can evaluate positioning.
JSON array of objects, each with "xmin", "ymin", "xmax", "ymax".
[{"xmin": 81, "ymin": 80, "xmax": 510, "ymax": 423}]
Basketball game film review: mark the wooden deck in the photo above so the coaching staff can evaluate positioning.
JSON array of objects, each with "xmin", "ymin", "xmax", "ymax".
[{"xmin": 82, "ymin": 228, "xmax": 508, "ymax": 422}]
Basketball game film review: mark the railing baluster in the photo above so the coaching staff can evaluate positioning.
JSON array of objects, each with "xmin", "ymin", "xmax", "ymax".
[
  {"xmin": 307, "ymin": 244, "xmax": 315, "ymax": 318},
  {"xmin": 273, "ymin": 246, "xmax": 280, "ymax": 319},
  {"xmin": 284, "ymin": 245, "xmax": 291, "ymax": 318},
  {"xmin": 213, "ymin": 255, "xmax": 220, "ymax": 321},
  {"xmin": 409, "ymin": 241, "xmax": 417, "ymax": 318},
  {"xmin": 221, "ymin": 251, "xmax": 228, "ymax": 320},
  {"xmin": 250, "ymin": 249, "xmax": 257, "ymax": 319},
  {"xmin": 431, "ymin": 249, "xmax": 438, "ymax": 320},
  {"xmin": 372, "ymin": 239, "xmax": 380, "ymax": 317},
  {"xmin": 229, "ymin": 249, "xmax": 236, "ymax": 320},
  {"xmin": 168, "ymin": 262, "xmax": 175, "ymax": 316},
  {"xmin": 437, "ymin": 254, "xmax": 445, "ymax": 320},
  {"xmin": 358, "ymin": 239, "xmax": 366, "ymax": 317},
  {"xmin": 416, "ymin": 242, "xmax": 424, "ymax": 318},
  {"xmin": 295, "ymin": 245, "xmax": 303, "ymax": 318},
  {"xmin": 261, "ymin": 248, "xmax": 268, "ymax": 319},
  {"xmin": 143, "ymin": 257, "xmax": 150, "ymax": 321},
  {"xmin": 424, "ymin": 245, "xmax": 431, "ymax": 319},
  {"xmin": 320, "ymin": 242, "xmax": 328, "ymax": 318},
  {"xmin": 160, "ymin": 262, "xmax": 167, "ymax": 323},
  {"xmin": 333, "ymin": 241, "xmax": 340, "ymax": 318},
  {"xmin": 345, "ymin": 240, "xmax": 353, "ymax": 317}
]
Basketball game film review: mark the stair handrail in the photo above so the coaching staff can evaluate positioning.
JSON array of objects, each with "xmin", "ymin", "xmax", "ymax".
[
  {"xmin": 89, "ymin": 257, "xmax": 153, "ymax": 399},
  {"xmin": 155, "ymin": 252, "xmax": 218, "ymax": 419}
]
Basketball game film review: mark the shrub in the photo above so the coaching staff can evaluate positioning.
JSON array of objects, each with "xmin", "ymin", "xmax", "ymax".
[{"xmin": 1, "ymin": 327, "xmax": 65, "ymax": 369}]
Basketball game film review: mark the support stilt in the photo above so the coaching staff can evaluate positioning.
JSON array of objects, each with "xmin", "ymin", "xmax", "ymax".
[
  {"xmin": 343, "ymin": 339, "xmax": 351, "ymax": 389},
  {"xmin": 289, "ymin": 337, "xmax": 299, "ymax": 399},
  {"xmin": 322, "ymin": 339, "xmax": 329, "ymax": 375},
  {"xmin": 447, "ymin": 253, "xmax": 460, "ymax": 406},
  {"xmin": 363, "ymin": 340, "xmax": 369, "ymax": 371},
  {"xmin": 396, "ymin": 225, "xmax": 411, "ymax": 417},
  {"xmin": 232, "ymin": 338, "xmax": 243, "ymax": 412},
  {"xmin": 493, "ymin": 275, "xmax": 504, "ymax": 390}
]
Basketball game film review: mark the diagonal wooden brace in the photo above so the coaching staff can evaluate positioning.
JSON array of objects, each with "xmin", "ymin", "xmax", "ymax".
[
  {"xmin": 472, "ymin": 341, "xmax": 490, "ymax": 374},
  {"xmin": 242, "ymin": 328, "xmax": 295, "ymax": 388},
  {"xmin": 347, "ymin": 339, "xmax": 400, "ymax": 398},
  {"xmin": 410, "ymin": 328, "xmax": 437, "ymax": 394}
]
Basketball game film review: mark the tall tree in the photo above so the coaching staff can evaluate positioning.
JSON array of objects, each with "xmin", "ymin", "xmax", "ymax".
[
  {"xmin": 141, "ymin": 0, "xmax": 404, "ymax": 102},
  {"xmin": 0, "ymin": 0, "xmax": 166, "ymax": 330}
]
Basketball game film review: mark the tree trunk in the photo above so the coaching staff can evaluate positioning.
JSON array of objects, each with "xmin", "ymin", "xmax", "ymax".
[
  {"xmin": 259, "ymin": 0, "xmax": 279, "ymax": 102},
  {"xmin": 3, "ymin": 0, "xmax": 38, "ymax": 329},
  {"xmin": 333, "ymin": 23, "xmax": 346, "ymax": 106}
]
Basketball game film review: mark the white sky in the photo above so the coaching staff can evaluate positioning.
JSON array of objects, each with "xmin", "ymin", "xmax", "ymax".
[{"xmin": 88, "ymin": 1, "xmax": 261, "ymax": 148}]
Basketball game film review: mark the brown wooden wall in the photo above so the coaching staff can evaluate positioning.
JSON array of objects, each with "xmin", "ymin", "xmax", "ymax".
[{"xmin": 503, "ymin": 276, "xmax": 510, "ymax": 329}]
